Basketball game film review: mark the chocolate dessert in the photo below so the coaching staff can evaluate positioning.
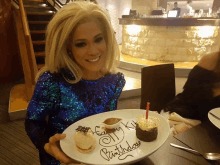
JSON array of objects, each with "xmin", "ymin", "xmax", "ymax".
[{"xmin": 136, "ymin": 116, "xmax": 160, "ymax": 142}]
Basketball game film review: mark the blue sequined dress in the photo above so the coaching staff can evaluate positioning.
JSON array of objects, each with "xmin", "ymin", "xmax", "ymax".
[{"xmin": 25, "ymin": 70, "xmax": 125, "ymax": 165}]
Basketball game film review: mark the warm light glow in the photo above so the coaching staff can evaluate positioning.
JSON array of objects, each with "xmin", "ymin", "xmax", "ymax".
[
  {"xmin": 196, "ymin": 26, "xmax": 216, "ymax": 38},
  {"xmin": 122, "ymin": 8, "xmax": 130, "ymax": 15},
  {"xmin": 126, "ymin": 25, "xmax": 141, "ymax": 36},
  {"xmin": 123, "ymin": 77, "xmax": 139, "ymax": 90},
  {"xmin": 194, "ymin": 47, "xmax": 206, "ymax": 55},
  {"xmin": 129, "ymin": 36, "xmax": 138, "ymax": 43}
]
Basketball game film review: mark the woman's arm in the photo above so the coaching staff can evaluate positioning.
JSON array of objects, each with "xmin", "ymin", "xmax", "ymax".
[
  {"xmin": 25, "ymin": 73, "xmax": 60, "ymax": 153},
  {"xmin": 109, "ymin": 73, "xmax": 126, "ymax": 110},
  {"xmin": 25, "ymin": 72, "xmax": 79, "ymax": 164}
]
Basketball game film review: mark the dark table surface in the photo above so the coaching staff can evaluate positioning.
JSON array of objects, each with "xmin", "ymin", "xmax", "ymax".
[{"xmin": 131, "ymin": 120, "xmax": 220, "ymax": 165}]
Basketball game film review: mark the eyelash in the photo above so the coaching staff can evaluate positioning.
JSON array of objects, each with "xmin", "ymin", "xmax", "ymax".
[
  {"xmin": 75, "ymin": 43, "xmax": 86, "ymax": 47},
  {"xmin": 74, "ymin": 37, "xmax": 104, "ymax": 48},
  {"xmin": 95, "ymin": 37, "xmax": 103, "ymax": 43}
]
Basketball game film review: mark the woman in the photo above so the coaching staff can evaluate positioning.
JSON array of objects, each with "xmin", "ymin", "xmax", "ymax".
[
  {"xmin": 25, "ymin": 2, "xmax": 125, "ymax": 164},
  {"xmin": 164, "ymin": 52, "xmax": 220, "ymax": 121}
]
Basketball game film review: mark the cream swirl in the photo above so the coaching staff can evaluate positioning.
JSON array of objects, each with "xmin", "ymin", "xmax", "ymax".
[{"xmin": 137, "ymin": 115, "xmax": 160, "ymax": 131}]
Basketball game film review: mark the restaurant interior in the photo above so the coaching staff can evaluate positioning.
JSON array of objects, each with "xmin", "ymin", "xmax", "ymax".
[{"xmin": 0, "ymin": 0, "xmax": 220, "ymax": 164}]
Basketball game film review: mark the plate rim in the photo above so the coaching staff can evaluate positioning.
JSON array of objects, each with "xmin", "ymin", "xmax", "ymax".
[
  {"xmin": 208, "ymin": 108, "xmax": 220, "ymax": 129},
  {"xmin": 60, "ymin": 109, "xmax": 170, "ymax": 165}
]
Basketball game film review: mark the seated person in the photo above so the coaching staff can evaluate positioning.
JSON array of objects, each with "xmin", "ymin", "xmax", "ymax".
[
  {"xmin": 25, "ymin": 2, "xmax": 125, "ymax": 164},
  {"xmin": 164, "ymin": 52, "xmax": 220, "ymax": 121},
  {"xmin": 173, "ymin": 2, "xmax": 181, "ymax": 17}
]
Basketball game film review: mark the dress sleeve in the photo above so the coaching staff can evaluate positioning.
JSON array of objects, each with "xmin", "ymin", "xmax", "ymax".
[
  {"xmin": 25, "ymin": 72, "xmax": 60, "ymax": 153},
  {"xmin": 109, "ymin": 73, "xmax": 126, "ymax": 110}
]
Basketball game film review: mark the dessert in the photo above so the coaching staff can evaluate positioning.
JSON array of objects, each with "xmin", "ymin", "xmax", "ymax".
[
  {"xmin": 74, "ymin": 126, "xmax": 96, "ymax": 153},
  {"xmin": 136, "ymin": 115, "xmax": 160, "ymax": 142},
  {"xmin": 103, "ymin": 117, "xmax": 122, "ymax": 126},
  {"xmin": 102, "ymin": 117, "xmax": 122, "ymax": 133}
]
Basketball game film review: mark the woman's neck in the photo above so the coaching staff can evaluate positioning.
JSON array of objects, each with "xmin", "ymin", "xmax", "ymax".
[{"xmin": 81, "ymin": 71, "xmax": 106, "ymax": 80}]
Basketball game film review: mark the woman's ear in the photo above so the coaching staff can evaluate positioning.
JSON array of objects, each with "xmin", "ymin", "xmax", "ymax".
[
  {"xmin": 67, "ymin": 49, "xmax": 72, "ymax": 56},
  {"xmin": 66, "ymin": 42, "xmax": 72, "ymax": 56}
]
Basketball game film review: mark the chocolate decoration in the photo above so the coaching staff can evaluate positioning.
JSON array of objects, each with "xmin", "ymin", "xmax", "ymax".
[
  {"xmin": 93, "ymin": 126, "xmax": 124, "ymax": 147},
  {"xmin": 75, "ymin": 126, "xmax": 91, "ymax": 133},
  {"xmin": 104, "ymin": 128, "xmax": 116, "ymax": 133},
  {"xmin": 100, "ymin": 140, "xmax": 141, "ymax": 161},
  {"xmin": 121, "ymin": 120, "xmax": 136, "ymax": 130},
  {"xmin": 75, "ymin": 120, "xmax": 144, "ymax": 161}
]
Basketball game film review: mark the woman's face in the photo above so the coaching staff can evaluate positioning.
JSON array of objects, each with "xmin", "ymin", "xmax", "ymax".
[{"xmin": 71, "ymin": 21, "xmax": 107, "ymax": 79}]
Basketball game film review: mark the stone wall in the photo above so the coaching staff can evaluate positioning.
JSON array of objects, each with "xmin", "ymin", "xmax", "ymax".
[
  {"xmin": 121, "ymin": 25, "xmax": 220, "ymax": 62},
  {"xmin": 132, "ymin": 0, "xmax": 158, "ymax": 15}
]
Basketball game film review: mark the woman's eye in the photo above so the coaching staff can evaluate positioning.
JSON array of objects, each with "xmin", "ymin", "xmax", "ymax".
[
  {"xmin": 95, "ymin": 37, "xmax": 103, "ymax": 43},
  {"xmin": 75, "ymin": 43, "xmax": 86, "ymax": 47}
]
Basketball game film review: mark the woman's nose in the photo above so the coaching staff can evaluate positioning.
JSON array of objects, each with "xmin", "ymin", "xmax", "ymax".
[{"xmin": 88, "ymin": 44, "xmax": 99, "ymax": 55}]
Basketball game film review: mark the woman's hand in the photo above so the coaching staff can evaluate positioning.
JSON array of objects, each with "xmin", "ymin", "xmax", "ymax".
[{"xmin": 44, "ymin": 134, "xmax": 80, "ymax": 164}]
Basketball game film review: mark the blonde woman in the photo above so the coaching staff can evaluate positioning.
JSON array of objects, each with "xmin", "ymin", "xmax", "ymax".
[{"xmin": 25, "ymin": 2, "xmax": 125, "ymax": 164}]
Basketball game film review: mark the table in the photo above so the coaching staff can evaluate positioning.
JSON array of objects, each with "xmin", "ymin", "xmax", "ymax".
[{"xmin": 131, "ymin": 120, "xmax": 220, "ymax": 165}]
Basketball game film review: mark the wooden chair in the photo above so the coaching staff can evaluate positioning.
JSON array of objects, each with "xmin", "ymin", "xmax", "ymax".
[{"xmin": 140, "ymin": 64, "xmax": 176, "ymax": 113}]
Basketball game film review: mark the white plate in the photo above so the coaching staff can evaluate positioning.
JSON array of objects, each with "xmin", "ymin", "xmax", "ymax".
[
  {"xmin": 60, "ymin": 109, "xmax": 170, "ymax": 165},
  {"xmin": 208, "ymin": 108, "xmax": 220, "ymax": 129}
]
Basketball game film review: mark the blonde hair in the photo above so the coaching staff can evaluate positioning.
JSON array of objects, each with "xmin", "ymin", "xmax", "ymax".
[{"xmin": 35, "ymin": 2, "xmax": 120, "ymax": 84}]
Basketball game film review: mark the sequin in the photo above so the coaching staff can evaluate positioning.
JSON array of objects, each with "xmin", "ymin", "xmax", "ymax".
[{"xmin": 25, "ymin": 70, "xmax": 125, "ymax": 165}]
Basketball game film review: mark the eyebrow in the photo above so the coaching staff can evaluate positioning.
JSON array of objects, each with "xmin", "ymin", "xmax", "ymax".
[{"xmin": 74, "ymin": 33, "xmax": 103, "ymax": 42}]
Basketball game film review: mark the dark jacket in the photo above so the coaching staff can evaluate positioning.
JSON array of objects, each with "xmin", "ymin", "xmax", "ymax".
[{"xmin": 164, "ymin": 65, "xmax": 220, "ymax": 121}]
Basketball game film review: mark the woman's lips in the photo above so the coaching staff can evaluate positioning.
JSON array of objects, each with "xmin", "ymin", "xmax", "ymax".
[{"xmin": 86, "ymin": 56, "xmax": 100, "ymax": 62}]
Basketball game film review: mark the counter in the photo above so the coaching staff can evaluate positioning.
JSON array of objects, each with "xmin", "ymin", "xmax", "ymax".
[{"xmin": 119, "ymin": 18, "xmax": 220, "ymax": 62}]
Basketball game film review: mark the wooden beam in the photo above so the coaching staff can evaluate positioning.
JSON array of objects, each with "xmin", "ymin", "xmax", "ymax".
[{"xmin": 12, "ymin": 9, "xmax": 34, "ymax": 101}]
